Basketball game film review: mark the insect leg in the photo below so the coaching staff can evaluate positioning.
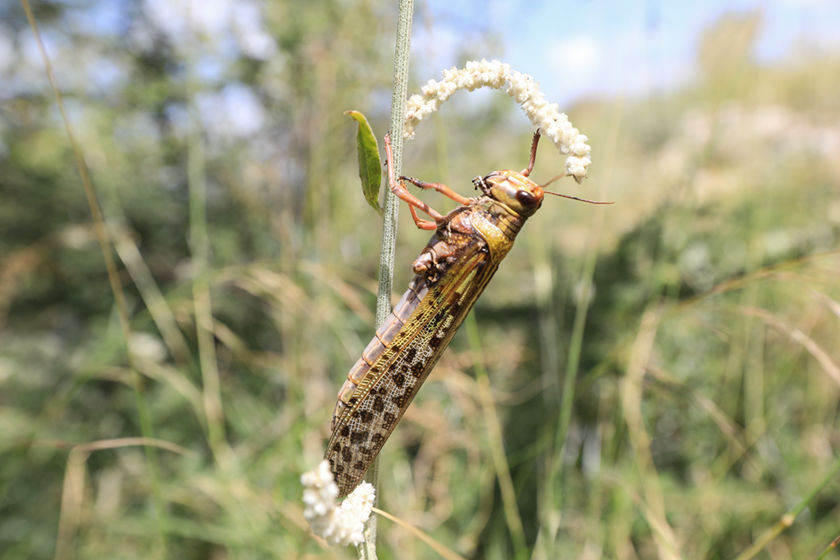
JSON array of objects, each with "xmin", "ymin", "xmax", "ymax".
[
  {"xmin": 406, "ymin": 207, "xmax": 439, "ymax": 230},
  {"xmin": 521, "ymin": 130, "xmax": 541, "ymax": 177},
  {"xmin": 399, "ymin": 176, "xmax": 471, "ymax": 205},
  {"xmin": 384, "ymin": 133, "xmax": 443, "ymax": 230}
]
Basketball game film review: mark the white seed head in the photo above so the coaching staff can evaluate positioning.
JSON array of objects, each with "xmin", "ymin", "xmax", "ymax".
[
  {"xmin": 301, "ymin": 460, "xmax": 375, "ymax": 546},
  {"xmin": 403, "ymin": 59, "xmax": 591, "ymax": 182}
]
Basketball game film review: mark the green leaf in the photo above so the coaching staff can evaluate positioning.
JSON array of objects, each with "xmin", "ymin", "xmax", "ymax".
[{"xmin": 345, "ymin": 110, "xmax": 382, "ymax": 215}]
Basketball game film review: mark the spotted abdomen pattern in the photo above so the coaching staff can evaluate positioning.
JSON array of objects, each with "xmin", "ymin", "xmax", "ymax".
[{"xmin": 326, "ymin": 245, "xmax": 501, "ymax": 496}]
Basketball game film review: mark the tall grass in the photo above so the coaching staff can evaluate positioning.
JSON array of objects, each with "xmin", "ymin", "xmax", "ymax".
[{"xmin": 1, "ymin": 3, "xmax": 838, "ymax": 559}]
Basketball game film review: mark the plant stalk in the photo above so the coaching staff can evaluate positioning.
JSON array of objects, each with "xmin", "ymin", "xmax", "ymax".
[{"xmin": 361, "ymin": 0, "xmax": 415, "ymax": 558}]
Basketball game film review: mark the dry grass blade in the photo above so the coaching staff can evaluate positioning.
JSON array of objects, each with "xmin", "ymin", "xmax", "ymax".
[
  {"xmin": 738, "ymin": 306, "xmax": 840, "ymax": 386},
  {"xmin": 812, "ymin": 289, "xmax": 840, "ymax": 320},
  {"xmin": 466, "ymin": 316, "xmax": 528, "ymax": 557},
  {"xmin": 371, "ymin": 507, "xmax": 467, "ymax": 560},
  {"xmin": 113, "ymin": 230, "xmax": 192, "ymax": 364},
  {"xmin": 55, "ymin": 438, "xmax": 197, "ymax": 560},
  {"xmin": 621, "ymin": 308, "xmax": 682, "ymax": 560}
]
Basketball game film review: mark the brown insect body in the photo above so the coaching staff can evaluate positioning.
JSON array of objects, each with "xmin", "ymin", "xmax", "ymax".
[{"xmin": 327, "ymin": 134, "xmax": 547, "ymax": 497}]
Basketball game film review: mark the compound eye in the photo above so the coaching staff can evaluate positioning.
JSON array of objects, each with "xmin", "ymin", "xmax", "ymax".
[{"xmin": 515, "ymin": 189, "xmax": 537, "ymax": 207}]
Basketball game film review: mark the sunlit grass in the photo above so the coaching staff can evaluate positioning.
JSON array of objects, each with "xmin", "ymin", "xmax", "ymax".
[{"xmin": 1, "ymin": 4, "xmax": 839, "ymax": 559}]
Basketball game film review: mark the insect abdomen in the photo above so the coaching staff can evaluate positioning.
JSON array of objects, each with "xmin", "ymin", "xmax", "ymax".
[{"xmin": 332, "ymin": 276, "xmax": 429, "ymax": 430}]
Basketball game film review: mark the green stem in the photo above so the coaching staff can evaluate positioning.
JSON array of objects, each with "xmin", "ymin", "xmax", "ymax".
[
  {"xmin": 187, "ymin": 63, "xmax": 230, "ymax": 469},
  {"xmin": 734, "ymin": 453, "xmax": 840, "ymax": 560},
  {"xmin": 361, "ymin": 0, "xmax": 414, "ymax": 558},
  {"xmin": 465, "ymin": 315, "xmax": 528, "ymax": 559},
  {"xmin": 549, "ymin": 246, "xmax": 596, "ymax": 506}
]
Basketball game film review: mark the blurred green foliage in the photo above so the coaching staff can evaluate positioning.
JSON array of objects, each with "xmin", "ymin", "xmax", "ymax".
[{"xmin": 1, "ymin": 2, "xmax": 839, "ymax": 559}]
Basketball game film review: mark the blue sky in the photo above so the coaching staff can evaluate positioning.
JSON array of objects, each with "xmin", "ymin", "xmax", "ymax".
[
  {"xmin": 13, "ymin": 0, "xmax": 834, "ymax": 141},
  {"xmin": 416, "ymin": 0, "xmax": 840, "ymax": 104}
]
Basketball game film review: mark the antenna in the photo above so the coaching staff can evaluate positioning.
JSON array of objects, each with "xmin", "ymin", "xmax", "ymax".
[{"xmin": 543, "ymin": 191, "xmax": 613, "ymax": 205}]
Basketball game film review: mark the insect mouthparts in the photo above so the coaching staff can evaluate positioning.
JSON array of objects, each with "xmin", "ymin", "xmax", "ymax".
[{"xmin": 473, "ymin": 175, "xmax": 489, "ymax": 194}]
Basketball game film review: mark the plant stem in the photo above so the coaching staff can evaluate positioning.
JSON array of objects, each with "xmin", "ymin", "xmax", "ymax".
[
  {"xmin": 465, "ymin": 315, "xmax": 528, "ymax": 559},
  {"xmin": 361, "ymin": 0, "xmax": 415, "ymax": 558},
  {"xmin": 377, "ymin": 5, "xmax": 413, "ymax": 328},
  {"xmin": 734, "ymin": 452, "xmax": 840, "ymax": 560}
]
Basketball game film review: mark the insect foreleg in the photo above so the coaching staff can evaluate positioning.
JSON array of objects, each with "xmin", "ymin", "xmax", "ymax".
[
  {"xmin": 399, "ymin": 176, "xmax": 472, "ymax": 205},
  {"xmin": 384, "ymin": 133, "xmax": 444, "ymax": 231}
]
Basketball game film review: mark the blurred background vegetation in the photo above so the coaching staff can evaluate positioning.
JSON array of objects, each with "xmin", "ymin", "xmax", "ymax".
[{"xmin": 1, "ymin": 1, "xmax": 839, "ymax": 559}]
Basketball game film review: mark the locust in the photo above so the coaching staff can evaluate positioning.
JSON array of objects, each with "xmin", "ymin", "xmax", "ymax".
[{"xmin": 326, "ymin": 130, "xmax": 601, "ymax": 497}]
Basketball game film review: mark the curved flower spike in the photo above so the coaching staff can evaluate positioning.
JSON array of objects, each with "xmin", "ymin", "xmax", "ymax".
[{"xmin": 403, "ymin": 59, "xmax": 591, "ymax": 183}]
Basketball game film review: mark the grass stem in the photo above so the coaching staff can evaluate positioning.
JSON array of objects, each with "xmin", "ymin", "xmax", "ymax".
[{"xmin": 361, "ymin": 0, "xmax": 415, "ymax": 557}]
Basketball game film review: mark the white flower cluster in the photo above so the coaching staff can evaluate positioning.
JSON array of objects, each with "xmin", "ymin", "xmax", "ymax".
[
  {"xmin": 404, "ymin": 59, "xmax": 591, "ymax": 182},
  {"xmin": 301, "ymin": 460, "xmax": 375, "ymax": 546}
]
